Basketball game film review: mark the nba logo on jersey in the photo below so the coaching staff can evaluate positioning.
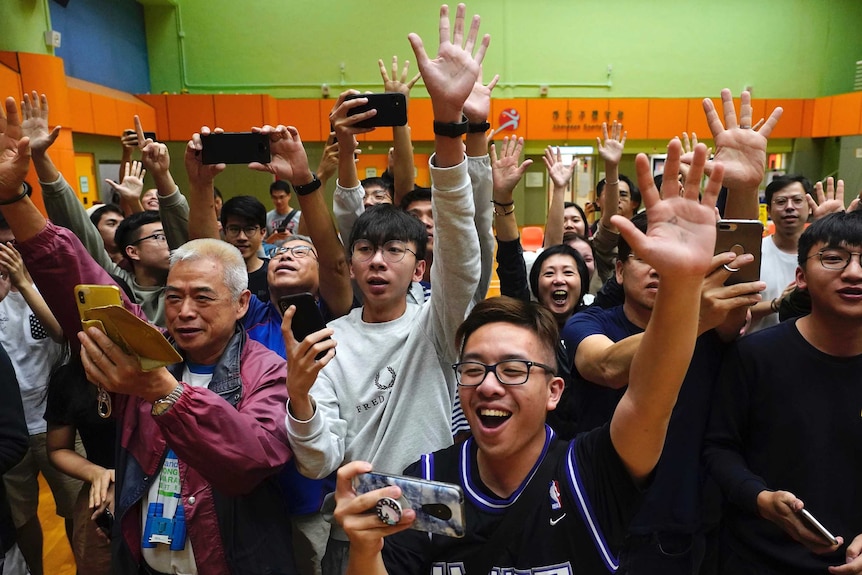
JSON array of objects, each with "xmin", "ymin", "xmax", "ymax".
[{"xmin": 549, "ymin": 480, "xmax": 562, "ymax": 511}]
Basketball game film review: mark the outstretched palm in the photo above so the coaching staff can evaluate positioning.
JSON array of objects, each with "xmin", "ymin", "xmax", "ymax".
[{"xmin": 21, "ymin": 92, "xmax": 59, "ymax": 154}]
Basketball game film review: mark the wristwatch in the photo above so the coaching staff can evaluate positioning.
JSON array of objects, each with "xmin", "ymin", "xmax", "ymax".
[
  {"xmin": 468, "ymin": 121, "xmax": 491, "ymax": 133},
  {"xmin": 293, "ymin": 174, "xmax": 321, "ymax": 196},
  {"xmin": 151, "ymin": 383, "xmax": 184, "ymax": 416},
  {"xmin": 433, "ymin": 115, "xmax": 469, "ymax": 138}
]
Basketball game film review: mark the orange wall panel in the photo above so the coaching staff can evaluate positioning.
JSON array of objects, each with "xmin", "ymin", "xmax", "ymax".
[
  {"xmin": 685, "ymin": 98, "xmax": 720, "ymax": 140},
  {"xmin": 801, "ymin": 99, "xmax": 816, "ymax": 138},
  {"xmin": 566, "ymin": 98, "xmax": 609, "ymax": 141},
  {"xmin": 407, "ymin": 99, "xmax": 434, "ymax": 141},
  {"xmin": 90, "ymin": 94, "xmax": 119, "ymax": 137},
  {"xmin": 612, "ymin": 99, "xmax": 649, "ymax": 140},
  {"xmin": 262, "ymin": 95, "xmax": 278, "ymax": 127},
  {"xmin": 165, "ymin": 95, "xmax": 215, "ymax": 141},
  {"xmin": 66, "ymin": 88, "xmax": 94, "ymax": 133},
  {"xmin": 526, "ymin": 99, "xmax": 568, "ymax": 141},
  {"xmin": 0, "ymin": 64, "xmax": 22, "ymax": 108},
  {"xmin": 213, "ymin": 94, "xmax": 265, "ymax": 132},
  {"xmin": 828, "ymin": 92, "xmax": 862, "ymax": 136},
  {"xmin": 765, "ymin": 99, "xmax": 804, "ymax": 138},
  {"xmin": 115, "ymin": 99, "xmax": 140, "ymax": 136},
  {"xmin": 647, "ymin": 99, "xmax": 688, "ymax": 140},
  {"xmin": 17, "ymin": 53, "xmax": 71, "ymax": 128},
  {"xmin": 491, "ymin": 99, "xmax": 527, "ymax": 140},
  {"xmin": 0, "ymin": 52, "xmax": 19, "ymax": 72},
  {"xmin": 811, "ymin": 97, "xmax": 832, "ymax": 137},
  {"xmin": 136, "ymin": 94, "xmax": 170, "ymax": 139},
  {"xmin": 276, "ymin": 99, "xmax": 323, "ymax": 141}
]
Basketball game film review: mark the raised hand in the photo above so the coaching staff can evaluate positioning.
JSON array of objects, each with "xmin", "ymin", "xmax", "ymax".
[
  {"xmin": 615, "ymin": 140, "xmax": 722, "ymax": 280},
  {"xmin": 463, "ymin": 68, "xmax": 499, "ymax": 124},
  {"xmin": 185, "ymin": 126, "xmax": 226, "ymax": 188},
  {"xmin": 0, "ymin": 241, "xmax": 31, "ymax": 289},
  {"xmin": 105, "ymin": 160, "xmax": 147, "ymax": 203},
  {"xmin": 250, "ymin": 125, "xmax": 314, "ymax": 186},
  {"xmin": 491, "ymin": 137, "xmax": 532, "ymax": 200},
  {"xmin": 379, "ymin": 56, "xmax": 421, "ymax": 98},
  {"xmin": 596, "ymin": 121, "xmax": 626, "ymax": 167},
  {"xmin": 21, "ymin": 92, "xmax": 60, "ymax": 155},
  {"xmin": 408, "ymin": 3, "xmax": 490, "ymax": 121},
  {"xmin": 0, "ymin": 97, "xmax": 31, "ymax": 197},
  {"xmin": 542, "ymin": 146, "xmax": 576, "ymax": 189},
  {"xmin": 329, "ymin": 90, "xmax": 376, "ymax": 140},
  {"xmin": 317, "ymin": 133, "xmax": 339, "ymax": 183},
  {"xmin": 280, "ymin": 304, "xmax": 336, "ymax": 421},
  {"xmin": 697, "ymin": 89, "xmax": 782, "ymax": 192},
  {"xmin": 135, "ymin": 116, "xmax": 171, "ymax": 179},
  {"xmin": 808, "ymin": 177, "xmax": 847, "ymax": 221}
]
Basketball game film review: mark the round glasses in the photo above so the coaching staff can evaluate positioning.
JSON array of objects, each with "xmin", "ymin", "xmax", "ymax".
[
  {"xmin": 351, "ymin": 240, "xmax": 416, "ymax": 263},
  {"xmin": 807, "ymin": 247, "xmax": 862, "ymax": 271},
  {"xmin": 452, "ymin": 360, "xmax": 556, "ymax": 387},
  {"xmin": 273, "ymin": 245, "xmax": 317, "ymax": 259},
  {"xmin": 224, "ymin": 225, "xmax": 261, "ymax": 238},
  {"xmin": 131, "ymin": 232, "xmax": 167, "ymax": 245},
  {"xmin": 772, "ymin": 195, "xmax": 806, "ymax": 208}
]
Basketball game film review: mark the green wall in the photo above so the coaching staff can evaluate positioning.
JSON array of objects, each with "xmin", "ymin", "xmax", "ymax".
[
  {"xmin": 144, "ymin": 0, "xmax": 862, "ymax": 99},
  {"xmin": 0, "ymin": 0, "xmax": 54, "ymax": 56}
]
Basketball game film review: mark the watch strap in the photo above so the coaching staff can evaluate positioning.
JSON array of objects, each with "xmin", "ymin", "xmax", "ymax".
[
  {"xmin": 294, "ymin": 174, "xmax": 321, "ymax": 196},
  {"xmin": 468, "ymin": 121, "xmax": 491, "ymax": 133},
  {"xmin": 152, "ymin": 383, "xmax": 185, "ymax": 416},
  {"xmin": 433, "ymin": 114, "xmax": 469, "ymax": 138}
]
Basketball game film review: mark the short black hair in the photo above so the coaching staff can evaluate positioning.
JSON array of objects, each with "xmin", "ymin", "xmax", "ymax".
[
  {"xmin": 114, "ymin": 210, "xmax": 161, "ymax": 255},
  {"xmin": 399, "ymin": 187, "xmax": 432, "ymax": 211},
  {"xmin": 349, "ymin": 203, "xmax": 427, "ymax": 261},
  {"xmin": 798, "ymin": 210, "xmax": 862, "ymax": 267},
  {"xmin": 529, "ymin": 244, "xmax": 590, "ymax": 307},
  {"xmin": 270, "ymin": 180, "xmax": 291, "ymax": 194},
  {"xmin": 617, "ymin": 211, "xmax": 649, "ymax": 261},
  {"xmin": 220, "ymin": 195, "xmax": 266, "ymax": 229},
  {"xmin": 597, "ymin": 174, "xmax": 641, "ymax": 211},
  {"xmin": 765, "ymin": 175, "xmax": 812, "ymax": 207},
  {"xmin": 89, "ymin": 204, "xmax": 123, "ymax": 228},
  {"xmin": 361, "ymin": 177, "xmax": 393, "ymax": 193}
]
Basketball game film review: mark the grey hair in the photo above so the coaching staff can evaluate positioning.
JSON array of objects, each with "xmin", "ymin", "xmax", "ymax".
[
  {"xmin": 170, "ymin": 239, "xmax": 248, "ymax": 300},
  {"xmin": 282, "ymin": 233, "xmax": 314, "ymax": 247}
]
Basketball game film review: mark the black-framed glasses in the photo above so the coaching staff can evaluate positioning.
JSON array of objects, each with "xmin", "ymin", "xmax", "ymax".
[
  {"xmin": 273, "ymin": 245, "xmax": 317, "ymax": 259},
  {"xmin": 351, "ymin": 240, "xmax": 416, "ymax": 263},
  {"xmin": 452, "ymin": 360, "xmax": 557, "ymax": 387},
  {"xmin": 807, "ymin": 247, "xmax": 862, "ymax": 271},
  {"xmin": 772, "ymin": 195, "xmax": 806, "ymax": 208},
  {"xmin": 131, "ymin": 232, "xmax": 167, "ymax": 245},
  {"xmin": 224, "ymin": 225, "xmax": 261, "ymax": 238}
]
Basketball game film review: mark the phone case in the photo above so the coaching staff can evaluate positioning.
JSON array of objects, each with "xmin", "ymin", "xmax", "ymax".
[
  {"xmin": 799, "ymin": 508, "xmax": 839, "ymax": 545},
  {"xmin": 278, "ymin": 293, "xmax": 331, "ymax": 360},
  {"xmin": 345, "ymin": 93, "xmax": 408, "ymax": 128},
  {"xmin": 353, "ymin": 472, "xmax": 466, "ymax": 538},
  {"xmin": 714, "ymin": 220, "xmax": 763, "ymax": 285},
  {"xmin": 200, "ymin": 132, "xmax": 271, "ymax": 165},
  {"xmin": 75, "ymin": 284, "xmax": 123, "ymax": 318}
]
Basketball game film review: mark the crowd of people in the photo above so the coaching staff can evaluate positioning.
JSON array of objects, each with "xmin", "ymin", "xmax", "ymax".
[{"xmin": 1, "ymin": 3, "xmax": 861, "ymax": 575}]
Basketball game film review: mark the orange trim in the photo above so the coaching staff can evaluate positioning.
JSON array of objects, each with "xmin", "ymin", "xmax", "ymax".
[
  {"xmin": 612, "ymin": 99, "xmax": 649, "ymax": 140},
  {"xmin": 829, "ymin": 92, "xmax": 862, "ymax": 137},
  {"xmin": 135, "ymin": 94, "xmax": 171, "ymax": 140},
  {"xmin": 647, "ymin": 99, "xmax": 688, "ymax": 140},
  {"xmin": 811, "ymin": 97, "xmax": 832, "ymax": 138},
  {"xmin": 526, "ymin": 99, "xmax": 569, "ymax": 141},
  {"xmin": 164, "ymin": 94, "xmax": 215, "ymax": 141},
  {"xmin": 766, "ymin": 99, "xmax": 804, "ymax": 138},
  {"xmin": 213, "ymin": 94, "xmax": 266, "ymax": 132},
  {"xmin": 277, "ymin": 99, "xmax": 323, "ymax": 141}
]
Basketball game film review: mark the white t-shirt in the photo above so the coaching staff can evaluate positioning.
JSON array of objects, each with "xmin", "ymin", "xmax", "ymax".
[
  {"xmin": 749, "ymin": 235, "xmax": 799, "ymax": 333},
  {"xmin": 0, "ymin": 287, "xmax": 64, "ymax": 434}
]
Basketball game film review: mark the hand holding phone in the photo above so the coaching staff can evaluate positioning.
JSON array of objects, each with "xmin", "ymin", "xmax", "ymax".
[
  {"xmin": 201, "ymin": 132, "xmax": 271, "ymax": 165},
  {"xmin": 345, "ymin": 93, "xmax": 408, "ymax": 128},
  {"xmin": 798, "ymin": 508, "xmax": 840, "ymax": 546},
  {"xmin": 714, "ymin": 219, "xmax": 763, "ymax": 285},
  {"xmin": 278, "ymin": 292, "xmax": 333, "ymax": 360}
]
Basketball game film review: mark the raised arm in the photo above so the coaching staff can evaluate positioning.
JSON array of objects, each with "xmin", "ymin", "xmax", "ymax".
[
  {"xmin": 380, "ymin": 56, "xmax": 420, "ymax": 202},
  {"xmin": 106, "ymin": 159, "xmax": 146, "ymax": 215},
  {"xmin": 184, "ymin": 126, "xmax": 226, "ymax": 241},
  {"xmin": 609, "ymin": 140, "xmax": 722, "ymax": 483},
  {"xmin": 0, "ymin": 242, "xmax": 63, "ymax": 342},
  {"xmin": 542, "ymin": 145, "xmax": 576, "ymax": 247},
  {"xmin": 252, "ymin": 124, "xmax": 354, "ymax": 317}
]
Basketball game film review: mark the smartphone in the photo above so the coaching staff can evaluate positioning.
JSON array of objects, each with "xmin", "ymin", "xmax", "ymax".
[
  {"xmin": 123, "ymin": 129, "xmax": 157, "ymax": 142},
  {"xmin": 345, "ymin": 93, "xmax": 408, "ymax": 128},
  {"xmin": 799, "ymin": 508, "xmax": 839, "ymax": 546},
  {"xmin": 277, "ymin": 292, "xmax": 332, "ymax": 359},
  {"xmin": 75, "ymin": 284, "xmax": 123, "ymax": 321},
  {"xmin": 714, "ymin": 219, "xmax": 763, "ymax": 285},
  {"xmin": 200, "ymin": 132, "xmax": 271, "ymax": 165},
  {"xmin": 353, "ymin": 471, "xmax": 465, "ymax": 538},
  {"xmin": 94, "ymin": 508, "xmax": 114, "ymax": 539}
]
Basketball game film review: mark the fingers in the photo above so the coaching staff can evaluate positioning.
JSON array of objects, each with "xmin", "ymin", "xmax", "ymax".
[
  {"xmin": 134, "ymin": 115, "xmax": 146, "ymax": 148},
  {"xmin": 758, "ymin": 106, "xmax": 783, "ymax": 139},
  {"xmin": 720, "ymin": 88, "xmax": 738, "ymax": 129},
  {"xmin": 438, "ymin": 4, "xmax": 452, "ymax": 47},
  {"xmin": 378, "ymin": 58, "xmax": 389, "ymax": 82},
  {"xmin": 702, "ymin": 97, "xmax": 725, "ymax": 139},
  {"xmin": 486, "ymin": 73, "xmax": 499, "ymax": 92},
  {"xmin": 738, "ymin": 90, "xmax": 753, "ymax": 129},
  {"xmin": 464, "ymin": 13, "xmax": 480, "ymax": 56}
]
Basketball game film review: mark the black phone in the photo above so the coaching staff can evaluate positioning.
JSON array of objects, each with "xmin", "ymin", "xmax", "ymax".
[
  {"xmin": 714, "ymin": 219, "xmax": 763, "ymax": 285},
  {"xmin": 94, "ymin": 508, "xmax": 114, "ymax": 539},
  {"xmin": 123, "ymin": 129, "xmax": 157, "ymax": 142},
  {"xmin": 277, "ymin": 292, "xmax": 332, "ymax": 359},
  {"xmin": 200, "ymin": 132, "xmax": 271, "ymax": 165},
  {"xmin": 345, "ymin": 93, "xmax": 408, "ymax": 128}
]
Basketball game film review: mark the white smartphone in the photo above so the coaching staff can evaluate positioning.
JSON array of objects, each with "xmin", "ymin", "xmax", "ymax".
[
  {"xmin": 799, "ymin": 508, "xmax": 839, "ymax": 546},
  {"xmin": 353, "ymin": 471, "xmax": 465, "ymax": 538}
]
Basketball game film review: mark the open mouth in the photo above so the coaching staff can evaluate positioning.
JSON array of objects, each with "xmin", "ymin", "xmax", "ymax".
[
  {"xmin": 478, "ymin": 408, "xmax": 511, "ymax": 429},
  {"xmin": 552, "ymin": 290, "xmax": 568, "ymax": 306}
]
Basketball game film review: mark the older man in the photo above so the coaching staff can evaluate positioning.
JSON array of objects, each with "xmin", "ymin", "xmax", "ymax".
[{"xmin": 0, "ymin": 96, "xmax": 297, "ymax": 575}]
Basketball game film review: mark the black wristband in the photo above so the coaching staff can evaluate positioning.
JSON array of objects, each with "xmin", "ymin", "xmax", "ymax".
[
  {"xmin": 0, "ymin": 182, "xmax": 31, "ymax": 206},
  {"xmin": 433, "ymin": 115, "xmax": 469, "ymax": 138},
  {"xmin": 293, "ymin": 174, "xmax": 321, "ymax": 196},
  {"xmin": 492, "ymin": 199, "xmax": 514, "ymax": 207},
  {"xmin": 468, "ymin": 121, "xmax": 491, "ymax": 133}
]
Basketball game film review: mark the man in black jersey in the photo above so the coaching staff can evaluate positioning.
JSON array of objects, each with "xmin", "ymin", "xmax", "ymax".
[{"xmin": 332, "ymin": 113, "xmax": 725, "ymax": 573}]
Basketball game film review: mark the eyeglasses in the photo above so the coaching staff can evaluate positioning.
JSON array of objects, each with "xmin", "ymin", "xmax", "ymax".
[
  {"xmin": 772, "ymin": 195, "xmax": 806, "ymax": 208},
  {"xmin": 224, "ymin": 225, "xmax": 261, "ymax": 237},
  {"xmin": 452, "ymin": 360, "xmax": 556, "ymax": 387},
  {"xmin": 131, "ymin": 232, "xmax": 167, "ymax": 245},
  {"xmin": 273, "ymin": 245, "xmax": 317, "ymax": 259},
  {"xmin": 351, "ymin": 240, "xmax": 417, "ymax": 263},
  {"xmin": 807, "ymin": 247, "xmax": 862, "ymax": 271}
]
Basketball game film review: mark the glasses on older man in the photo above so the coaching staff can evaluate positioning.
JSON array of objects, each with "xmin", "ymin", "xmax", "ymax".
[
  {"xmin": 351, "ymin": 240, "xmax": 416, "ymax": 263},
  {"xmin": 452, "ymin": 360, "xmax": 556, "ymax": 387},
  {"xmin": 807, "ymin": 247, "xmax": 862, "ymax": 271},
  {"xmin": 273, "ymin": 245, "xmax": 317, "ymax": 259}
]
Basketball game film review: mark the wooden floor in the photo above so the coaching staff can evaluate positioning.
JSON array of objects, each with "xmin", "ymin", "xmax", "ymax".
[{"xmin": 38, "ymin": 474, "xmax": 76, "ymax": 575}]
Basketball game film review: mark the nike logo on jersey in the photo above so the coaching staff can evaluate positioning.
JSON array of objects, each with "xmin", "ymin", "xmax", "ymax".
[{"xmin": 550, "ymin": 513, "xmax": 566, "ymax": 526}]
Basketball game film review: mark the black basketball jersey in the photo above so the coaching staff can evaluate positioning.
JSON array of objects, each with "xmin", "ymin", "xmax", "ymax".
[{"xmin": 382, "ymin": 425, "xmax": 642, "ymax": 574}]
